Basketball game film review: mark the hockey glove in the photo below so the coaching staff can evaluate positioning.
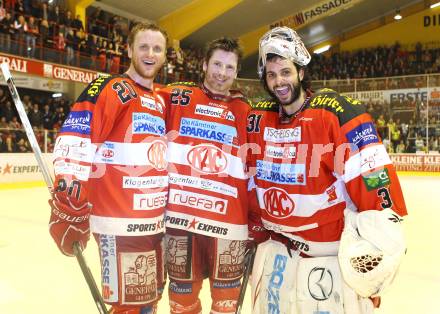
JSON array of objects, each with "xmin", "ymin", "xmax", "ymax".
[{"xmin": 49, "ymin": 193, "xmax": 90, "ymax": 257}]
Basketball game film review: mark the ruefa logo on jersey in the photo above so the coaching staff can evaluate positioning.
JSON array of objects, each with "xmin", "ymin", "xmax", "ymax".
[
  {"xmin": 264, "ymin": 127, "xmax": 301, "ymax": 143},
  {"xmin": 132, "ymin": 112, "xmax": 165, "ymax": 135},
  {"xmin": 148, "ymin": 140, "xmax": 167, "ymax": 171},
  {"xmin": 346, "ymin": 122, "xmax": 379, "ymax": 150},
  {"xmin": 133, "ymin": 192, "xmax": 167, "ymax": 210},
  {"xmin": 263, "ymin": 187, "xmax": 295, "ymax": 218},
  {"xmin": 169, "ymin": 189, "xmax": 228, "ymax": 215},
  {"xmin": 60, "ymin": 110, "xmax": 92, "ymax": 135},
  {"xmin": 187, "ymin": 144, "xmax": 227, "ymax": 174}
]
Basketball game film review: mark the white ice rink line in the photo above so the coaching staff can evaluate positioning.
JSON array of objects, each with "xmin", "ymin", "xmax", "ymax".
[{"xmin": 0, "ymin": 175, "xmax": 439, "ymax": 313}]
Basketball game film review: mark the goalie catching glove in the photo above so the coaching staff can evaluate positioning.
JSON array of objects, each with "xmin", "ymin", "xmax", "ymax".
[
  {"xmin": 48, "ymin": 178, "xmax": 91, "ymax": 257},
  {"xmin": 338, "ymin": 209, "xmax": 406, "ymax": 297}
]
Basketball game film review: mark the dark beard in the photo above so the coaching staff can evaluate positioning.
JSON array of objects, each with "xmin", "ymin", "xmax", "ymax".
[{"xmin": 279, "ymin": 82, "xmax": 301, "ymax": 106}]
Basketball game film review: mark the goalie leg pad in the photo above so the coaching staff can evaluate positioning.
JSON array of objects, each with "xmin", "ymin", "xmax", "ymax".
[
  {"xmin": 251, "ymin": 240, "xmax": 375, "ymax": 314},
  {"xmin": 338, "ymin": 209, "xmax": 406, "ymax": 297},
  {"xmin": 251, "ymin": 239, "xmax": 299, "ymax": 314}
]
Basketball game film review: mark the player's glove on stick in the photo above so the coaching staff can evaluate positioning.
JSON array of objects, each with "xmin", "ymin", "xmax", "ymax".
[{"xmin": 49, "ymin": 193, "xmax": 90, "ymax": 257}]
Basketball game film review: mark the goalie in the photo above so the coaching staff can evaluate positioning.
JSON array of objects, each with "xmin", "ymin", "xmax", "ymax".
[{"xmin": 246, "ymin": 26, "xmax": 407, "ymax": 314}]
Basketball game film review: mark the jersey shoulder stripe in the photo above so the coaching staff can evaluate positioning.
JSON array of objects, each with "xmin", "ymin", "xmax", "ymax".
[
  {"xmin": 166, "ymin": 81, "xmax": 197, "ymax": 87},
  {"xmin": 76, "ymin": 74, "xmax": 115, "ymax": 104},
  {"xmin": 307, "ymin": 88, "xmax": 366, "ymax": 125}
]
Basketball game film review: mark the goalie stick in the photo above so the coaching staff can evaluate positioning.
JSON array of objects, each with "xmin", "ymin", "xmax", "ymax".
[
  {"xmin": 1, "ymin": 62, "xmax": 108, "ymax": 314},
  {"xmin": 235, "ymin": 243, "xmax": 257, "ymax": 314}
]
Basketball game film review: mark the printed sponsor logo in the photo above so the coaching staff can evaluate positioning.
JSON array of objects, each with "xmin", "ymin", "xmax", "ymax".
[
  {"xmin": 126, "ymin": 222, "xmax": 161, "ymax": 233},
  {"xmin": 53, "ymin": 160, "xmax": 91, "ymax": 181},
  {"xmin": 166, "ymin": 236, "xmax": 190, "ymax": 279},
  {"xmin": 346, "ymin": 122, "xmax": 379, "ymax": 150},
  {"xmin": 148, "ymin": 140, "xmax": 167, "ymax": 170},
  {"xmin": 217, "ymin": 239, "xmax": 246, "ymax": 280},
  {"xmin": 263, "ymin": 187, "xmax": 295, "ymax": 218},
  {"xmin": 86, "ymin": 75, "xmax": 109, "ymax": 96},
  {"xmin": 140, "ymin": 96, "xmax": 163, "ymax": 113},
  {"xmin": 310, "ymin": 94, "xmax": 344, "ymax": 112},
  {"xmin": 169, "ymin": 173, "xmax": 238, "ymax": 198},
  {"xmin": 265, "ymin": 145, "xmax": 296, "ymax": 159},
  {"xmin": 165, "ymin": 216, "xmax": 189, "ymax": 227},
  {"xmin": 169, "ymin": 189, "xmax": 228, "ymax": 215},
  {"xmin": 212, "ymin": 280, "xmax": 241, "ymax": 289},
  {"xmin": 179, "ymin": 118, "xmax": 238, "ymax": 146},
  {"xmin": 264, "ymin": 127, "xmax": 301, "ymax": 143},
  {"xmin": 308, "ymin": 267, "xmax": 333, "ymax": 301},
  {"xmin": 195, "ymin": 104, "xmax": 235, "ymax": 121},
  {"xmin": 123, "ymin": 176, "xmax": 168, "ymax": 189},
  {"xmin": 54, "ymin": 136, "xmax": 94, "ymax": 162},
  {"xmin": 99, "ymin": 142, "xmax": 115, "ymax": 162},
  {"xmin": 256, "ymin": 160, "xmax": 306, "ymax": 185},
  {"xmin": 326, "ymin": 185, "xmax": 337, "ymax": 203},
  {"xmin": 132, "ymin": 112, "xmax": 165, "ymax": 135},
  {"xmin": 268, "ymin": 254, "xmax": 287, "ymax": 313},
  {"xmin": 60, "ymin": 110, "xmax": 92, "ymax": 135},
  {"xmin": 121, "ymin": 252, "xmax": 157, "ymax": 303},
  {"xmin": 100, "ymin": 235, "xmax": 118, "ymax": 302},
  {"xmin": 169, "ymin": 282, "xmax": 192, "ymax": 294},
  {"xmin": 187, "ymin": 144, "xmax": 228, "ymax": 174},
  {"xmin": 362, "ymin": 168, "xmax": 390, "ymax": 191},
  {"xmin": 133, "ymin": 192, "xmax": 168, "ymax": 210}
]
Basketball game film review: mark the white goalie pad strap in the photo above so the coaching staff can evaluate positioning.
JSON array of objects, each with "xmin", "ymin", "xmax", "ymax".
[
  {"xmin": 251, "ymin": 239, "xmax": 298, "ymax": 314},
  {"xmin": 339, "ymin": 209, "xmax": 406, "ymax": 297}
]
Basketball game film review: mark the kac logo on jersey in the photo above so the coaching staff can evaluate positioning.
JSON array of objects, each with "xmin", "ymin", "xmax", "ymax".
[
  {"xmin": 179, "ymin": 118, "xmax": 238, "ymax": 146},
  {"xmin": 147, "ymin": 140, "xmax": 167, "ymax": 171},
  {"xmin": 263, "ymin": 187, "xmax": 295, "ymax": 218},
  {"xmin": 187, "ymin": 144, "xmax": 228, "ymax": 174},
  {"xmin": 346, "ymin": 122, "xmax": 379, "ymax": 150},
  {"xmin": 132, "ymin": 112, "xmax": 165, "ymax": 135},
  {"xmin": 61, "ymin": 110, "xmax": 92, "ymax": 135}
]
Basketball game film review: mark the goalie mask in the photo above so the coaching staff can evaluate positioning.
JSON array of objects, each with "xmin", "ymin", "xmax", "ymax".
[{"xmin": 257, "ymin": 27, "xmax": 311, "ymax": 78}]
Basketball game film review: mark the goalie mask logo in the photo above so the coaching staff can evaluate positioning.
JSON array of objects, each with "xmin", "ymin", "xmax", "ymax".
[
  {"xmin": 263, "ymin": 187, "xmax": 294, "ymax": 218},
  {"xmin": 308, "ymin": 267, "xmax": 333, "ymax": 301}
]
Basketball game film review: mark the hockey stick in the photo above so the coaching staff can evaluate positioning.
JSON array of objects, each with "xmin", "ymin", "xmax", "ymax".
[
  {"xmin": 1, "ymin": 62, "xmax": 108, "ymax": 314},
  {"xmin": 235, "ymin": 243, "xmax": 257, "ymax": 314}
]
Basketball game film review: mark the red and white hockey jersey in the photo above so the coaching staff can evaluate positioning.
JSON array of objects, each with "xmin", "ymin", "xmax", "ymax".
[
  {"xmin": 247, "ymin": 88, "xmax": 407, "ymax": 256},
  {"xmin": 158, "ymin": 83, "xmax": 251, "ymax": 240},
  {"xmin": 53, "ymin": 74, "xmax": 167, "ymax": 236}
]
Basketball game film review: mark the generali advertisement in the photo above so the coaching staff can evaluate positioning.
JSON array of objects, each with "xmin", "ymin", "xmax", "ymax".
[{"xmin": 0, "ymin": 53, "xmax": 100, "ymax": 84}]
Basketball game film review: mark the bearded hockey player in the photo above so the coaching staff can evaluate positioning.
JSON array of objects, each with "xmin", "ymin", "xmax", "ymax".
[
  {"xmin": 247, "ymin": 26, "xmax": 408, "ymax": 314},
  {"xmin": 157, "ymin": 37, "xmax": 251, "ymax": 314},
  {"xmin": 48, "ymin": 23, "xmax": 168, "ymax": 314}
]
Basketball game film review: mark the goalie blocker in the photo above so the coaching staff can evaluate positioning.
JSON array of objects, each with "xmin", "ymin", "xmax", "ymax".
[{"xmin": 251, "ymin": 209, "xmax": 406, "ymax": 314}]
